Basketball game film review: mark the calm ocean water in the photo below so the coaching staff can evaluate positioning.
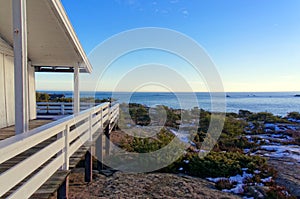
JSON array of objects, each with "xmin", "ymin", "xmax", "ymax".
[{"xmin": 42, "ymin": 91, "xmax": 300, "ymax": 116}]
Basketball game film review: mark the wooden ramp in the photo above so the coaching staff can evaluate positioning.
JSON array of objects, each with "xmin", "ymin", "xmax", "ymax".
[{"xmin": 0, "ymin": 103, "xmax": 119, "ymax": 199}]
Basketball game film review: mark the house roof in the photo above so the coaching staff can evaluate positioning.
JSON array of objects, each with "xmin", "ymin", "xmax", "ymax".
[{"xmin": 0, "ymin": 0, "xmax": 92, "ymax": 73}]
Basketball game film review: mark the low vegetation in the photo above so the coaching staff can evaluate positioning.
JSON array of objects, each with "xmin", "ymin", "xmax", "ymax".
[{"xmin": 115, "ymin": 103, "xmax": 298, "ymax": 198}]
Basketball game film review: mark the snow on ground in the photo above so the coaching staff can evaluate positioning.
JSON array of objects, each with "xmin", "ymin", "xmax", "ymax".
[
  {"xmin": 207, "ymin": 169, "xmax": 275, "ymax": 195},
  {"xmin": 207, "ymin": 171, "xmax": 264, "ymax": 194},
  {"xmin": 253, "ymin": 134, "xmax": 293, "ymax": 143},
  {"xmin": 264, "ymin": 123, "xmax": 300, "ymax": 132},
  {"xmin": 261, "ymin": 176, "xmax": 272, "ymax": 183},
  {"xmin": 259, "ymin": 145, "xmax": 300, "ymax": 162},
  {"xmin": 169, "ymin": 129, "xmax": 192, "ymax": 144},
  {"xmin": 288, "ymin": 118, "xmax": 300, "ymax": 123}
]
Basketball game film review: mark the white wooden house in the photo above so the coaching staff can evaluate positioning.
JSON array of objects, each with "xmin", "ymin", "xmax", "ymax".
[
  {"xmin": 0, "ymin": 1, "xmax": 120, "ymax": 198},
  {"xmin": 0, "ymin": 0, "xmax": 92, "ymax": 133}
]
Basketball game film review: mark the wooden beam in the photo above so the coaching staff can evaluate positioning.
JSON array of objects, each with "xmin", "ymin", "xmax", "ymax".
[
  {"xmin": 57, "ymin": 176, "xmax": 68, "ymax": 199},
  {"xmin": 73, "ymin": 64, "xmax": 80, "ymax": 114},
  {"xmin": 13, "ymin": 0, "xmax": 29, "ymax": 134}
]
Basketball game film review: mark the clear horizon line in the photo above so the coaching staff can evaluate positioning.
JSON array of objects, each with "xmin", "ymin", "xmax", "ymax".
[{"xmin": 36, "ymin": 90, "xmax": 300, "ymax": 93}]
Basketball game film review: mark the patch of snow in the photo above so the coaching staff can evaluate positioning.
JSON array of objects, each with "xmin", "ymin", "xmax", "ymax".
[
  {"xmin": 253, "ymin": 134, "xmax": 293, "ymax": 143},
  {"xmin": 208, "ymin": 171, "xmax": 254, "ymax": 195},
  {"xmin": 245, "ymin": 135, "xmax": 254, "ymax": 143},
  {"xmin": 287, "ymin": 125, "xmax": 297, "ymax": 131},
  {"xmin": 261, "ymin": 176, "xmax": 272, "ymax": 183},
  {"xmin": 265, "ymin": 129, "xmax": 273, "ymax": 133},
  {"xmin": 265, "ymin": 123, "xmax": 276, "ymax": 128},
  {"xmin": 249, "ymin": 122, "xmax": 255, "ymax": 130},
  {"xmin": 206, "ymin": 177, "xmax": 226, "ymax": 183},
  {"xmin": 169, "ymin": 129, "xmax": 191, "ymax": 144},
  {"xmin": 223, "ymin": 184, "xmax": 244, "ymax": 194},
  {"xmin": 183, "ymin": 160, "xmax": 189, "ymax": 164},
  {"xmin": 189, "ymin": 141, "xmax": 196, "ymax": 146},
  {"xmin": 264, "ymin": 123, "xmax": 288, "ymax": 132},
  {"xmin": 178, "ymin": 167, "xmax": 183, "ymax": 171},
  {"xmin": 229, "ymin": 172, "xmax": 253, "ymax": 184},
  {"xmin": 289, "ymin": 118, "xmax": 300, "ymax": 123},
  {"xmin": 287, "ymin": 118, "xmax": 300, "ymax": 123},
  {"xmin": 254, "ymin": 170, "xmax": 261, "ymax": 174},
  {"xmin": 180, "ymin": 123, "xmax": 196, "ymax": 128},
  {"xmin": 260, "ymin": 145, "xmax": 300, "ymax": 162},
  {"xmin": 245, "ymin": 130, "xmax": 252, "ymax": 134},
  {"xmin": 243, "ymin": 197, "xmax": 254, "ymax": 199},
  {"xmin": 244, "ymin": 149, "xmax": 250, "ymax": 153}
]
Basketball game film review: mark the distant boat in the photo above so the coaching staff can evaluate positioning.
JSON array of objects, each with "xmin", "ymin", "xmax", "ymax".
[
  {"xmin": 226, "ymin": 95, "xmax": 231, "ymax": 98},
  {"xmin": 294, "ymin": 94, "xmax": 300, "ymax": 97}
]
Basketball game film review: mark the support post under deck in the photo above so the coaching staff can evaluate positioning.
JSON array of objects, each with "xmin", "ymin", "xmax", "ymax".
[
  {"xmin": 96, "ymin": 133, "xmax": 104, "ymax": 171},
  {"xmin": 85, "ymin": 150, "xmax": 92, "ymax": 182},
  {"xmin": 57, "ymin": 177, "xmax": 68, "ymax": 199},
  {"xmin": 104, "ymin": 123, "xmax": 110, "ymax": 156}
]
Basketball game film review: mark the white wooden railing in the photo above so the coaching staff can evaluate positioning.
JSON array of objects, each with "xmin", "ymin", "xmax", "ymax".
[
  {"xmin": 36, "ymin": 102, "xmax": 102, "ymax": 115},
  {"xmin": 0, "ymin": 102, "xmax": 119, "ymax": 198}
]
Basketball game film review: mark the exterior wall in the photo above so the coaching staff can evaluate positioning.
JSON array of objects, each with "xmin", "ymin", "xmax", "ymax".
[
  {"xmin": 0, "ymin": 37, "xmax": 36, "ymax": 129},
  {"xmin": 0, "ymin": 53, "xmax": 7, "ymax": 128},
  {"xmin": 4, "ymin": 55, "xmax": 15, "ymax": 126},
  {"xmin": 28, "ymin": 63, "xmax": 36, "ymax": 120}
]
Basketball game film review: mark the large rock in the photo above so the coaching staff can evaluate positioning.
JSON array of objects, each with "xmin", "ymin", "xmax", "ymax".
[
  {"xmin": 69, "ymin": 170, "xmax": 242, "ymax": 198},
  {"xmin": 269, "ymin": 158, "xmax": 300, "ymax": 198}
]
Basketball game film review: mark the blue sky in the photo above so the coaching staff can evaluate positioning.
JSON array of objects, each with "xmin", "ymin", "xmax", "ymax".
[{"xmin": 36, "ymin": 0, "xmax": 300, "ymax": 92}]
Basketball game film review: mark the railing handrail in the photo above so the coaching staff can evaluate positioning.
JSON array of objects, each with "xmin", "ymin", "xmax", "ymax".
[
  {"xmin": 0, "ymin": 102, "xmax": 119, "ymax": 198},
  {"xmin": 36, "ymin": 102, "xmax": 102, "ymax": 105},
  {"xmin": 36, "ymin": 102, "xmax": 106, "ymax": 115}
]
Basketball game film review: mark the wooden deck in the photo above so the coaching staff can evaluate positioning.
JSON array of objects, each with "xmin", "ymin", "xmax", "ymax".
[
  {"xmin": 0, "ymin": 103, "xmax": 119, "ymax": 198},
  {"xmin": 0, "ymin": 120, "xmax": 52, "ymax": 141},
  {"xmin": 0, "ymin": 119, "xmax": 104, "ymax": 199}
]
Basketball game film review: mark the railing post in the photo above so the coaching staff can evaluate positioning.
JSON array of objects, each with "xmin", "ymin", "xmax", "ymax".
[
  {"xmin": 101, "ymin": 108, "xmax": 103, "ymax": 129},
  {"xmin": 89, "ymin": 112, "xmax": 92, "ymax": 141},
  {"xmin": 108, "ymin": 104, "xmax": 111, "ymax": 121},
  {"xmin": 104, "ymin": 122, "xmax": 110, "ymax": 156},
  {"xmin": 63, "ymin": 124, "xmax": 69, "ymax": 170},
  {"xmin": 61, "ymin": 103, "xmax": 65, "ymax": 115}
]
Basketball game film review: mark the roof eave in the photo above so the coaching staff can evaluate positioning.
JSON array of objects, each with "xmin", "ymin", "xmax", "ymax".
[{"xmin": 49, "ymin": 0, "xmax": 93, "ymax": 73}]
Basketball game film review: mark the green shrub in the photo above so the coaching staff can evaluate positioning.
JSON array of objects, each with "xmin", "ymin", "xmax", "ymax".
[
  {"xmin": 248, "ymin": 112, "xmax": 289, "ymax": 123},
  {"xmin": 216, "ymin": 137, "xmax": 257, "ymax": 152},
  {"xmin": 36, "ymin": 92, "xmax": 50, "ymax": 102},
  {"xmin": 287, "ymin": 112, "xmax": 300, "ymax": 120},
  {"xmin": 183, "ymin": 152, "xmax": 268, "ymax": 178},
  {"xmin": 120, "ymin": 128, "xmax": 175, "ymax": 153}
]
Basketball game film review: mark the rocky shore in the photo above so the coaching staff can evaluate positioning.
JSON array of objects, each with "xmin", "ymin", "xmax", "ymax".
[{"xmin": 69, "ymin": 105, "xmax": 300, "ymax": 198}]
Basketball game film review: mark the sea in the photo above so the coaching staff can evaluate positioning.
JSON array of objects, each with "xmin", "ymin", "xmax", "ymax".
[{"xmin": 40, "ymin": 91, "xmax": 300, "ymax": 116}]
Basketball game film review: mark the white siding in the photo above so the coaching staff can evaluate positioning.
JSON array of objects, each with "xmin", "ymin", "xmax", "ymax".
[
  {"xmin": 28, "ymin": 64, "xmax": 36, "ymax": 120},
  {"xmin": 0, "ymin": 53, "xmax": 7, "ymax": 128},
  {"xmin": 0, "ymin": 37, "xmax": 37, "ymax": 129},
  {"xmin": 4, "ymin": 55, "xmax": 15, "ymax": 126}
]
